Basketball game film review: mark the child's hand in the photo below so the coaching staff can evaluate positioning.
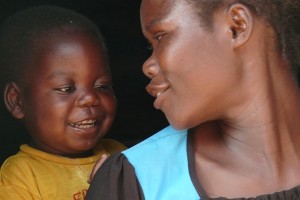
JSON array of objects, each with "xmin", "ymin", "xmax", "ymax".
[{"xmin": 88, "ymin": 154, "xmax": 109, "ymax": 184}]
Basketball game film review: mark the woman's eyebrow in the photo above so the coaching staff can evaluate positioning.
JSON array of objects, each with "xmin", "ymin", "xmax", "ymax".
[{"xmin": 144, "ymin": 15, "xmax": 166, "ymax": 31}]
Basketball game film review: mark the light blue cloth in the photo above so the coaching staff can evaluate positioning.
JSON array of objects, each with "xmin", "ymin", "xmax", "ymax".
[{"xmin": 123, "ymin": 126, "xmax": 200, "ymax": 200}]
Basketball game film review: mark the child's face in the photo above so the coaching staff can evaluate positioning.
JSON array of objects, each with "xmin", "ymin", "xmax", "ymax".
[
  {"xmin": 141, "ymin": 0, "xmax": 242, "ymax": 130},
  {"xmin": 19, "ymin": 30, "xmax": 116, "ymax": 156}
]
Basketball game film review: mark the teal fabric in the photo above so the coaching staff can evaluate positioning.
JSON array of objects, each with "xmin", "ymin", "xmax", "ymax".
[{"xmin": 123, "ymin": 126, "xmax": 200, "ymax": 200}]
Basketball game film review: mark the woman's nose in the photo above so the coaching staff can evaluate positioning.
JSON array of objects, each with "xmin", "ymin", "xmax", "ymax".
[
  {"xmin": 142, "ymin": 55, "xmax": 159, "ymax": 79},
  {"xmin": 77, "ymin": 89, "xmax": 100, "ymax": 108}
]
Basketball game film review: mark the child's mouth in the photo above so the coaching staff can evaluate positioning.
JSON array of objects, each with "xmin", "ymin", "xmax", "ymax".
[{"xmin": 69, "ymin": 119, "xmax": 97, "ymax": 129}]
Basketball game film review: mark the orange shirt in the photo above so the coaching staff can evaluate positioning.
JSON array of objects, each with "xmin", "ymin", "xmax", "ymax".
[{"xmin": 0, "ymin": 139, "xmax": 126, "ymax": 200}]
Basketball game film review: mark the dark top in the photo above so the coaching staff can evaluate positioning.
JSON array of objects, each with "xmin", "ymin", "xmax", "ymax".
[{"xmin": 86, "ymin": 132, "xmax": 300, "ymax": 200}]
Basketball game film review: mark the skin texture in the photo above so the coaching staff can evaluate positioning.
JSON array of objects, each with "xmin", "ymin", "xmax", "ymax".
[
  {"xmin": 141, "ymin": 0, "xmax": 300, "ymax": 198},
  {"xmin": 4, "ymin": 30, "xmax": 116, "ymax": 157}
]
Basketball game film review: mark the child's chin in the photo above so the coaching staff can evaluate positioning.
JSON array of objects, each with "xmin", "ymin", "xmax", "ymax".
[
  {"xmin": 69, "ymin": 145, "xmax": 95, "ymax": 156},
  {"xmin": 70, "ymin": 125, "xmax": 99, "ymax": 139}
]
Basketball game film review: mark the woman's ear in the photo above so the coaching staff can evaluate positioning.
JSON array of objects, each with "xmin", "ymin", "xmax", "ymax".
[
  {"xmin": 4, "ymin": 82, "xmax": 25, "ymax": 119},
  {"xmin": 227, "ymin": 3, "xmax": 253, "ymax": 48}
]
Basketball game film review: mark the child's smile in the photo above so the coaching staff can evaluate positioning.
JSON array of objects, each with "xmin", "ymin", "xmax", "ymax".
[
  {"xmin": 19, "ymin": 29, "xmax": 117, "ymax": 156},
  {"xmin": 69, "ymin": 119, "xmax": 97, "ymax": 129},
  {"xmin": 68, "ymin": 118, "xmax": 102, "ymax": 139}
]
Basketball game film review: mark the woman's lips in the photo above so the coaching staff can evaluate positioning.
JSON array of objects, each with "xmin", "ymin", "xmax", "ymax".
[
  {"xmin": 146, "ymin": 83, "xmax": 169, "ymax": 109},
  {"xmin": 146, "ymin": 75, "xmax": 170, "ymax": 109},
  {"xmin": 156, "ymin": 92, "xmax": 162, "ymax": 97},
  {"xmin": 146, "ymin": 81, "xmax": 169, "ymax": 98},
  {"xmin": 153, "ymin": 91, "xmax": 165, "ymax": 109}
]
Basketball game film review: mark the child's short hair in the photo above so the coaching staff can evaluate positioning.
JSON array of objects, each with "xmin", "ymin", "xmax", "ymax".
[{"xmin": 0, "ymin": 5, "xmax": 107, "ymax": 89}]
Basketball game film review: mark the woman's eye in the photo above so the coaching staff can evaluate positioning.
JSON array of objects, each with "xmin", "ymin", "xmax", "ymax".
[
  {"xmin": 55, "ymin": 86, "xmax": 75, "ymax": 94},
  {"xmin": 146, "ymin": 33, "xmax": 165, "ymax": 51},
  {"xmin": 95, "ymin": 84, "xmax": 113, "ymax": 92},
  {"xmin": 153, "ymin": 33, "xmax": 165, "ymax": 42}
]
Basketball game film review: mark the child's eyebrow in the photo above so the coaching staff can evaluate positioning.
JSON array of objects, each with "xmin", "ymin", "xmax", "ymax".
[{"xmin": 47, "ymin": 71, "xmax": 71, "ymax": 79}]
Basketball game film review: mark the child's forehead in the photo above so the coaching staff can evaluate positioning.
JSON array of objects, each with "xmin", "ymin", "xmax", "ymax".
[
  {"xmin": 32, "ymin": 28, "xmax": 104, "ymax": 53},
  {"xmin": 0, "ymin": 6, "xmax": 107, "ymax": 86},
  {"xmin": 24, "ymin": 29, "xmax": 108, "ymax": 72},
  {"xmin": 34, "ymin": 26, "xmax": 95, "ymax": 43}
]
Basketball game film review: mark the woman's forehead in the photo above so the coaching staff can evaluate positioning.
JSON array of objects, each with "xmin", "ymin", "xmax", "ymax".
[
  {"xmin": 140, "ymin": 0, "xmax": 177, "ymax": 19},
  {"xmin": 140, "ymin": 0, "xmax": 192, "ymax": 30}
]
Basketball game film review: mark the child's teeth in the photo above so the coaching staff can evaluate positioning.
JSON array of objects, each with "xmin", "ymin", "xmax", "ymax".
[
  {"xmin": 74, "ymin": 124, "xmax": 94, "ymax": 128},
  {"xmin": 70, "ymin": 120, "xmax": 96, "ymax": 128}
]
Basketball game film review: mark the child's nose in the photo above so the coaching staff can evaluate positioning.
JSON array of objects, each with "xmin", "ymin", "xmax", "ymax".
[
  {"xmin": 77, "ymin": 89, "xmax": 100, "ymax": 107},
  {"xmin": 142, "ymin": 54, "xmax": 159, "ymax": 79}
]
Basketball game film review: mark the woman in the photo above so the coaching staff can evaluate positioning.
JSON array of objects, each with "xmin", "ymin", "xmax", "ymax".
[{"xmin": 86, "ymin": 0, "xmax": 300, "ymax": 199}]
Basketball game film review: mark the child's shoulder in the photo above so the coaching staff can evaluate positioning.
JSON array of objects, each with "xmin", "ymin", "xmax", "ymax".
[
  {"xmin": 93, "ymin": 139, "xmax": 127, "ymax": 155},
  {"xmin": 0, "ymin": 150, "xmax": 33, "ymax": 178},
  {"xmin": 2, "ymin": 149, "xmax": 31, "ymax": 166},
  {"xmin": 1, "ymin": 144, "xmax": 56, "ymax": 174}
]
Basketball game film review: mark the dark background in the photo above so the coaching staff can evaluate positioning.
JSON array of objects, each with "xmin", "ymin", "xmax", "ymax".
[{"xmin": 0, "ymin": 0, "xmax": 168, "ymax": 165}]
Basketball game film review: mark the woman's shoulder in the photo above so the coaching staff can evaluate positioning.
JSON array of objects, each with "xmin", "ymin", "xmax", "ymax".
[
  {"xmin": 124, "ymin": 125, "xmax": 187, "ymax": 155},
  {"xmin": 212, "ymin": 185, "xmax": 300, "ymax": 200},
  {"xmin": 86, "ymin": 152, "xmax": 145, "ymax": 200}
]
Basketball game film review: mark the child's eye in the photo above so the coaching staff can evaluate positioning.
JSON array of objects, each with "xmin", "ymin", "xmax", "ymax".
[
  {"xmin": 94, "ymin": 84, "xmax": 113, "ymax": 92},
  {"xmin": 55, "ymin": 86, "xmax": 75, "ymax": 94}
]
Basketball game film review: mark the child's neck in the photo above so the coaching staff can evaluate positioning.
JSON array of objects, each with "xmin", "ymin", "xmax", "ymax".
[
  {"xmin": 29, "ymin": 140, "xmax": 94, "ymax": 158},
  {"xmin": 60, "ymin": 150, "xmax": 94, "ymax": 158}
]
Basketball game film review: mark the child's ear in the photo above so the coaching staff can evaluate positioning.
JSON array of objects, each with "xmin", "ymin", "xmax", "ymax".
[
  {"xmin": 227, "ymin": 3, "xmax": 253, "ymax": 48},
  {"xmin": 4, "ymin": 82, "xmax": 25, "ymax": 119}
]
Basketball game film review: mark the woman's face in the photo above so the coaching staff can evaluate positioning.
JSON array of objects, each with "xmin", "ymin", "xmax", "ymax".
[{"xmin": 141, "ymin": 0, "xmax": 242, "ymax": 130}]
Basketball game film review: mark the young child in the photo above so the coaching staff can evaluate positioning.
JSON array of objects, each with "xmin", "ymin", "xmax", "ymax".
[{"xmin": 0, "ymin": 5, "xmax": 126, "ymax": 200}]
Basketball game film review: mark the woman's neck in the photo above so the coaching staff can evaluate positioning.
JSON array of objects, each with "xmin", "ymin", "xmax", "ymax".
[
  {"xmin": 221, "ymin": 57, "xmax": 300, "ymax": 164},
  {"xmin": 193, "ymin": 55, "xmax": 300, "ymax": 198}
]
